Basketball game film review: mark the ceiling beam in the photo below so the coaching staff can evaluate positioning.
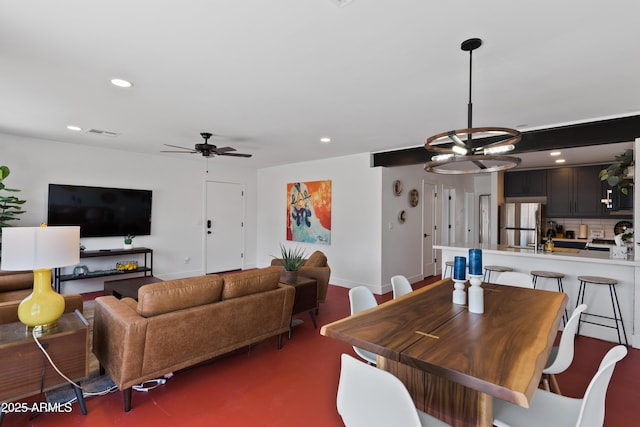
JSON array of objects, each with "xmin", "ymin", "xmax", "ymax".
[{"xmin": 372, "ymin": 115, "xmax": 640, "ymax": 168}]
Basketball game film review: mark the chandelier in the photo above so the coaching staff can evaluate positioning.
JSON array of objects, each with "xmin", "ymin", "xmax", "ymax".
[{"xmin": 424, "ymin": 38, "xmax": 521, "ymax": 174}]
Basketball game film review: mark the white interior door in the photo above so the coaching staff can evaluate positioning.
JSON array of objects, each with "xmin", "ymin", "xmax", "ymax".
[
  {"xmin": 422, "ymin": 182, "xmax": 436, "ymax": 277},
  {"xmin": 205, "ymin": 181, "xmax": 244, "ymax": 273}
]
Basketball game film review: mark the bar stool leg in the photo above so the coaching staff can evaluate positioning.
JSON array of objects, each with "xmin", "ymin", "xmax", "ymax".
[
  {"xmin": 557, "ymin": 277, "xmax": 568, "ymax": 326},
  {"xmin": 576, "ymin": 280, "xmax": 586, "ymax": 335},
  {"xmin": 608, "ymin": 284, "xmax": 629, "ymax": 346}
]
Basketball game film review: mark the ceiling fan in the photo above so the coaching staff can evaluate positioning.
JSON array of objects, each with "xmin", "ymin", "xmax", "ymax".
[{"xmin": 162, "ymin": 132, "xmax": 252, "ymax": 158}]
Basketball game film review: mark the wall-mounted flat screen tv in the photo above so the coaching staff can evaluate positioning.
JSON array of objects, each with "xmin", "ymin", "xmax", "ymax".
[{"xmin": 47, "ymin": 184, "xmax": 152, "ymax": 238}]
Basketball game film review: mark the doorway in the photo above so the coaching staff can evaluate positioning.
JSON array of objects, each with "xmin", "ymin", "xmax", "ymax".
[
  {"xmin": 422, "ymin": 182, "xmax": 436, "ymax": 277},
  {"xmin": 205, "ymin": 181, "xmax": 244, "ymax": 273}
]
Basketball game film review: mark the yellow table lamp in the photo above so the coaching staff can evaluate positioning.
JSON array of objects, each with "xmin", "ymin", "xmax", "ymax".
[{"xmin": 1, "ymin": 225, "xmax": 80, "ymax": 332}]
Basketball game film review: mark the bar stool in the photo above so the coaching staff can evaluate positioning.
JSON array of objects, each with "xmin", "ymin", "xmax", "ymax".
[
  {"xmin": 576, "ymin": 276, "xmax": 628, "ymax": 346},
  {"xmin": 531, "ymin": 270, "xmax": 568, "ymax": 326},
  {"xmin": 483, "ymin": 265, "xmax": 513, "ymax": 283}
]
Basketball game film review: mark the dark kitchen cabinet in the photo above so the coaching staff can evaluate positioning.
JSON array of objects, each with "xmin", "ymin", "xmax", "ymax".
[
  {"xmin": 546, "ymin": 166, "xmax": 602, "ymax": 217},
  {"xmin": 504, "ymin": 170, "xmax": 547, "ymax": 197}
]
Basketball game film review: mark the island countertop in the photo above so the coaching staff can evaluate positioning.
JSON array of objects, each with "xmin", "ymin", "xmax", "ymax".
[
  {"xmin": 434, "ymin": 243, "xmax": 638, "ymax": 348},
  {"xmin": 433, "ymin": 243, "xmax": 638, "ymax": 266}
]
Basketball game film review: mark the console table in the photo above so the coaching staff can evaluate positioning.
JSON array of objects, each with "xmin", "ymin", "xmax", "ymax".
[
  {"xmin": 0, "ymin": 311, "xmax": 89, "ymax": 421},
  {"xmin": 53, "ymin": 247, "xmax": 153, "ymax": 292}
]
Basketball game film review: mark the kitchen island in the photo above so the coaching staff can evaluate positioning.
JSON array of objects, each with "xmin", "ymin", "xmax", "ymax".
[{"xmin": 434, "ymin": 243, "xmax": 638, "ymax": 348}]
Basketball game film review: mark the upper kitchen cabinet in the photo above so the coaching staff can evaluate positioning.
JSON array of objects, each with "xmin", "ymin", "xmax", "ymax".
[
  {"xmin": 504, "ymin": 170, "xmax": 547, "ymax": 197},
  {"xmin": 546, "ymin": 166, "xmax": 602, "ymax": 217}
]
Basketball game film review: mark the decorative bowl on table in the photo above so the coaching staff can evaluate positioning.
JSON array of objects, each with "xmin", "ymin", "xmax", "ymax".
[{"xmin": 116, "ymin": 261, "xmax": 138, "ymax": 271}]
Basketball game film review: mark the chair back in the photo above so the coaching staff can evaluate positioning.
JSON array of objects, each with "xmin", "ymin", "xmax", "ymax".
[
  {"xmin": 337, "ymin": 354, "xmax": 423, "ymax": 427},
  {"xmin": 391, "ymin": 275, "xmax": 413, "ymax": 299},
  {"xmin": 544, "ymin": 304, "xmax": 587, "ymax": 375},
  {"xmin": 576, "ymin": 345, "xmax": 628, "ymax": 427},
  {"xmin": 494, "ymin": 272, "xmax": 534, "ymax": 288},
  {"xmin": 349, "ymin": 286, "xmax": 377, "ymax": 315},
  {"xmin": 348, "ymin": 286, "xmax": 379, "ymax": 364}
]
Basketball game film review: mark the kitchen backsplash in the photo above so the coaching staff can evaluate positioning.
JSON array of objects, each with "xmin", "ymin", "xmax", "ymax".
[{"xmin": 547, "ymin": 218, "xmax": 630, "ymax": 240}]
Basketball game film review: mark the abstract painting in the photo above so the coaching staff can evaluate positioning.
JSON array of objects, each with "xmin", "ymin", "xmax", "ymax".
[{"xmin": 287, "ymin": 180, "xmax": 331, "ymax": 245}]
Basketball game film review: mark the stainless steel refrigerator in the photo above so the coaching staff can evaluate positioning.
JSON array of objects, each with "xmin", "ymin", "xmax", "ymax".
[{"xmin": 499, "ymin": 203, "xmax": 545, "ymax": 248}]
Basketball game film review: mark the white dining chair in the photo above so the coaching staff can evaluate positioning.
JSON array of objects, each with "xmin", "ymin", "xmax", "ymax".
[
  {"xmin": 542, "ymin": 304, "xmax": 588, "ymax": 394},
  {"xmin": 348, "ymin": 286, "xmax": 379, "ymax": 365},
  {"xmin": 391, "ymin": 275, "xmax": 413, "ymax": 299},
  {"xmin": 337, "ymin": 354, "xmax": 451, "ymax": 427},
  {"xmin": 493, "ymin": 345, "xmax": 627, "ymax": 427},
  {"xmin": 494, "ymin": 271, "xmax": 535, "ymax": 288}
]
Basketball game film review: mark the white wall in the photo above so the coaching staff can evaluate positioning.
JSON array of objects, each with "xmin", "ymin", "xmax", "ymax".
[
  {"xmin": 380, "ymin": 164, "xmax": 479, "ymax": 292},
  {"xmin": 1, "ymin": 133, "xmax": 258, "ymax": 293},
  {"xmin": 256, "ymin": 153, "xmax": 384, "ymax": 293}
]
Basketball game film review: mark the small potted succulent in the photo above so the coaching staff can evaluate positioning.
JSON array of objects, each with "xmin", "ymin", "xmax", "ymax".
[
  {"xmin": 277, "ymin": 244, "xmax": 306, "ymax": 282},
  {"xmin": 123, "ymin": 234, "xmax": 135, "ymax": 250}
]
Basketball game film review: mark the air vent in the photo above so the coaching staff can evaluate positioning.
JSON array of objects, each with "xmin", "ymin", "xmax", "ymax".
[{"xmin": 86, "ymin": 129, "xmax": 119, "ymax": 137}]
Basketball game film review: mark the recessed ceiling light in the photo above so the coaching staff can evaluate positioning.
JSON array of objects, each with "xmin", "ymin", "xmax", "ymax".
[
  {"xmin": 555, "ymin": 159, "xmax": 566, "ymax": 163},
  {"xmin": 67, "ymin": 125, "xmax": 82, "ymax": 131},
  {"xmin": 320, "ymin": 137, "xmax": 331, "ymax": 143},
  {"xmin": 550, "ymin": 151, "xmax": 561, "ymax": 156},
  {"xmin": 110, "ymin": 78, "xmax": 133, "ymax": 88}
]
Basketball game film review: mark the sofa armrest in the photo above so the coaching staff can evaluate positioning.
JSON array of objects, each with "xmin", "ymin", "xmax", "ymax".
[
  {"xmin": 270, "ymin": 259, "xmax": 285, "ymax": 267},
  {"xmin": 92, "ymin": 296, "xmax": 149, "ymax": 390}
]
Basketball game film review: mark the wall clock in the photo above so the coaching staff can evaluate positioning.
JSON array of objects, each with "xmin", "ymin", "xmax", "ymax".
[
  {"xmin": 393, "ymin": 180, "xmax": 403, "ymax": 196},
  {"xmin": 409, "ymin": 189, "xmax": 419, "ymax": 207}
]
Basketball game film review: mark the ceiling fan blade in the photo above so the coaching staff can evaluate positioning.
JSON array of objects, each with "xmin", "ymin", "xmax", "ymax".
[
  {"xmin": 213, "ymin": 146, "xmax": 236, "ymax": 154},
  {"xmin": 164, "ymin": 144, "xmax": 196, "ymax": 151},
  {"xmin": 161, "ymin": 150, "xmax": 197, "ymax": 154},
  {"xmin": 219, "ymin": 152, "xmax": 252, "ymax": 158}
]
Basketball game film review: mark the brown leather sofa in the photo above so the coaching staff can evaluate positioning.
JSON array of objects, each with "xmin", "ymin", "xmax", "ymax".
[
  {"xmin": 92, "ymin": 266, "xmax": 295, "ymax": 412},
  {"xmin": 0, "ymin": 269, "xmax": 34, "ymax": 303},
  {"xmin": 271, "ymin": 250, "xmax": 331, "ymax": 304}
]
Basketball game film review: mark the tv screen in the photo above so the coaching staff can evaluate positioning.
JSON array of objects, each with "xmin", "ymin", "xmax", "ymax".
[{"xmin": 47, "ymin": 184, "xmax": 152, "ymax": 238}]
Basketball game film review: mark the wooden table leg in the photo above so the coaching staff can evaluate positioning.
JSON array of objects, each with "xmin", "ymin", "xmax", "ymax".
[{"xmin": 379, "ymin": 357, "xmax": 493, "ymax": 427}]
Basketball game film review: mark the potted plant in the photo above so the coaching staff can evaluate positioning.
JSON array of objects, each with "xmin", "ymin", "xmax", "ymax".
[
  {"xmin": 0, "ymin": 165, "xmax": 27, "ymax": 234},
  {"xmin": 599, "ymin": 148, "xmax": 634, "ymax": 195},
  {"xmin": 123, "ymin": 234, "xmax": 135, "ymax": 250},
  {"xmin": 277, "ymin": 244, "xmax": 306, "ymax": 282}
]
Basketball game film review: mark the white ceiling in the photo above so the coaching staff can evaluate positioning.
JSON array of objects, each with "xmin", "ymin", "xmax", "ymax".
[{"xmin": 1, "ymin": 1, "xmax": 639, "ymax": 169}]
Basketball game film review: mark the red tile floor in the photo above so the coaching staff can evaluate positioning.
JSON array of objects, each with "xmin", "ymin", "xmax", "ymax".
[{"xmin": 2, "ymin": 276, "xmax": 638, "ymax": 426}]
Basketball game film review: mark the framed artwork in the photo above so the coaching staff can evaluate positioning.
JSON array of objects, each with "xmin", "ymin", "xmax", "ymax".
[{"xmin": 287, "ymin": 180, "xmax": 332, "ymax": 245}]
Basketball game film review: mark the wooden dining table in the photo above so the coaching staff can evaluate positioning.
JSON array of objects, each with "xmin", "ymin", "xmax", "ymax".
[{"xmin": 320, "ymin": 278, "xmax": 567, "ymax": 427}]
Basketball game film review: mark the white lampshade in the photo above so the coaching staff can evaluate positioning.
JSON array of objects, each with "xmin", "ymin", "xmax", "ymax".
[{"xmin": 1, "ymin": 226, "xmax": 80, "ymax": 270}]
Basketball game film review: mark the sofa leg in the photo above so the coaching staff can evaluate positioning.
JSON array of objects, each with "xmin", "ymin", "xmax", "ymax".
[
  {"xmin": 123, "ymin": 388, "xmax": 132, "ymax": 412},
  {"xmin": 277, "ymin": 333, "xmax": 283, "ymax": 350}
]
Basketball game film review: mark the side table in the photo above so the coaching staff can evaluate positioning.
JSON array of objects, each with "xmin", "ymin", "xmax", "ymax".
[
  {"xmin": 279, "ymin": 275, "xmax": 318, "ymax": 339},
  {"xmin": 0, "ymin": 311, "xmax": 89, "ymax": 422}
]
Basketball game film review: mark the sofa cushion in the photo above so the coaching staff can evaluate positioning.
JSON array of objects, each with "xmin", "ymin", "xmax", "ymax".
[
  {"xmin": 304, "ymin": 251, "xmax": 327, "ymax": 267},
  {"xmin": 222, "ymin": 267, "xmax": 280, "ymax": 300},
  {"xmin": 137, "ymin": 275, "xmax": 223, "ymax": 317}
]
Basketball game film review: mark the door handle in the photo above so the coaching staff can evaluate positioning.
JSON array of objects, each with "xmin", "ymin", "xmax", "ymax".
[
  {"xmin": 424, "ymin": 234, "xmax": 430, "ymax": 237},
  {"xmin": 207, "ymin": 220, "xmax": 212, "ymax": 228}
]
